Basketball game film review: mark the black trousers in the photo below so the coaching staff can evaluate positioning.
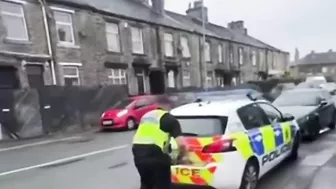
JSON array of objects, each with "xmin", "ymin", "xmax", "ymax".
[{"xmin": 135, "ymin": 161, "xmax": 171, "ymax": 189}]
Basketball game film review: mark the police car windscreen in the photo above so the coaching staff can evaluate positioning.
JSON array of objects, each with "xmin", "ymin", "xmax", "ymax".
[{"xmin": 176, "ymin": 116, "xmax": 227, "ymax": 137}]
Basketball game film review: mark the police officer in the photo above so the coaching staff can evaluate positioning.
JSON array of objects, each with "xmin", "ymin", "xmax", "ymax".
[{"xmin": 132, "ymin": 109, "xmax": 189, "ymax": 189}]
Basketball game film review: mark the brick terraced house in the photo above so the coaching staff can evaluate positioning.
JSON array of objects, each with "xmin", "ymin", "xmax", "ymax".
[{"xmin": 0, "ymin": 0, "xmax": 289, "ymax": 95}]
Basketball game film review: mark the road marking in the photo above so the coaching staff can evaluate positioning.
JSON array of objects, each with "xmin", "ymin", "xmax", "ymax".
[
  {"xmin": 0, "ymin": 136, "xmax": 82, "ymax": 153},
  {"xmin": 0, "ymin": 144, "xmax": 129, "ymax": 177}
]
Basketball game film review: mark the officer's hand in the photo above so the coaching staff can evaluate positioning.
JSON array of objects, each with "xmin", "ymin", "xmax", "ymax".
[{"xmin": 178, "ymin": 156, "xmax": 192, "ymax": 165}]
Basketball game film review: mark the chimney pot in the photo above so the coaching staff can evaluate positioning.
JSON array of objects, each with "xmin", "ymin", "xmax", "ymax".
[{"xmin": 328, "ymin": 49, "xmax": 332, "ymax": 52}]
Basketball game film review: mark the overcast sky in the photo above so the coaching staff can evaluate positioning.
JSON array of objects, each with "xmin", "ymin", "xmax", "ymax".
[{"xmin": 165, "ymin": 0, "xmax": 336, "ymax": 61}]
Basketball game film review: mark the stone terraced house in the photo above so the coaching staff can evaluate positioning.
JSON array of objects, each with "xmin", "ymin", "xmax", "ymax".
[{"xmin": 0, "ymin": 0, "xmax": 290, "ymax": 95}]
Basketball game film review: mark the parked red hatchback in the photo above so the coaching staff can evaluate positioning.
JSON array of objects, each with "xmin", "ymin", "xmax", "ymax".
[{"xmin": 100, "ymin": 95, "xmax": 167, "ymax": 130}]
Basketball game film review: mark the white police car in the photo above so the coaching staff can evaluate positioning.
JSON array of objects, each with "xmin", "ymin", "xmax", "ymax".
[{"xmin": 170, "ymin": 98, "xmax": 300, "ymax": 189}]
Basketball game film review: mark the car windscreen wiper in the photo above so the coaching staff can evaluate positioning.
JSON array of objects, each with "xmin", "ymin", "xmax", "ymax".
[{"xmin": 181, "ymin": 132, "xmax": 199, "ymax": 136}]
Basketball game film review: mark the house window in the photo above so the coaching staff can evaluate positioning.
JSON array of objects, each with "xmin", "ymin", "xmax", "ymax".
[
  {"xmin": 167, "ymin": 70, "xmax": 175, "ymax": 88},
  {"xmin": 180, "ymin": 36, "xmax": 190, "ymax": 58},
  {"xmin": 322, "ymin": 67, "xmax": 327, "ymax": 73},
  {"xmin": 63, "ymin": 66, "xmax": 80, "ymax": 86},
  {"xmin": 182, "ymin": 71, "xmax": 191, "ymax": 87},
  {"xmin": 238, "ymin": 47, "xmax": 243, "ymax": 65},
  {"xmin": 252, "ymin": 51, "xmax": 257, "ymax": 66},
  {"xmin": 164, "ymin": 33, "xmax": 174, "ymax": 57},
  {"xmin": 0, "ymin": 1, "xmax": 28, "ymax": 40},
  {"xmin": 205, "ymin": 42, "xmax": 211, "ymax": 62},
  {"xmin": 218, "ymin": 45, "xmax": 223, "ymax": 63},
  {"xmin": 229, "ymin": 48, "xmax": 233, "ymax": 64},
  {"xmin": 108, "ymin": 69, "xmax": 127, "ymax": 85},
  {"xmin": 54, "ymin": 10, "xmax": 75, "ymax": 45},
  {"xmin": 259, "ymin": 51, "xmax": 264, "ymax": 65},
  {"xmin": 106, "ymin": 22, "xmax": 120, "ymax": 52},
  {"xmin": 131, "ymin": 27, "xmax": 144, "ymax": 54},
  {"xmin": 206, "ymin": 71, "xmax": 213, "ymax": 88}
]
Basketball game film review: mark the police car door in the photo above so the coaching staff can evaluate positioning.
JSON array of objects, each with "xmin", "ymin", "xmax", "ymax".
[
  {"xmin": 257, "ymin": 102, "xmax": 292, "ymax": 164},
  {"xmin": 237, "ymin": 103, "xmax": 276, "ymax": 175}
]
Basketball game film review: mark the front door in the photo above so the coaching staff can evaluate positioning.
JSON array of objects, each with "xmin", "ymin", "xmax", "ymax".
[
  {"xmin": 136, "ymin": 75, "xmax": 145, "ymax": 94},
  {"xmin": 26, "ymin": 65, "xmax": 45, "ymax": 88},
  {"xmin": 134, "ymin": 67, "xmax": 146, "ymax": 95},
  {"xmin": 0, "ymin": 66, "xmax": 20, "ymax": 89}
]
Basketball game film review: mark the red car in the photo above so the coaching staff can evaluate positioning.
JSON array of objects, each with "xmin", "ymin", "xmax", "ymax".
[{"xmin": 100, "ymin": 95, "xmax": 170, "ymax": 130}]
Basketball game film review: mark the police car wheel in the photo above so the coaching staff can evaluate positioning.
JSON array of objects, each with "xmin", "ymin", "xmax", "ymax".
[
  {"xmin": 289, "ymin": 135, "xmax": 299, "ymax": 160},
  {"xmin": 240, "ymin": 160, "xmax": 259, "ymax": 189}
]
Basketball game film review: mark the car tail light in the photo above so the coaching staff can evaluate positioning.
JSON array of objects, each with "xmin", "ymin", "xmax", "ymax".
[{"xmin": 202, "ymin": 139, "xmax": 236, "ymax": 153}]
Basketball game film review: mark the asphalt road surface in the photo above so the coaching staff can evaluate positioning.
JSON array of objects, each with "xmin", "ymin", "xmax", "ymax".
[{"xmin": 1, "ymin": 130, "xmax": 336, "ymax": 189}]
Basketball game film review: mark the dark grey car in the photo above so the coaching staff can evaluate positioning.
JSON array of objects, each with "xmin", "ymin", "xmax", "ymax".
[{"xmin": 273, "ymin": 88, "xmax": 336, "ymax": 140}]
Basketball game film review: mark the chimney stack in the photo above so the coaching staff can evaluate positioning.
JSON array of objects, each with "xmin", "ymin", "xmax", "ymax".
[
  {"xmin": 228, "ymin": 21, "xmax": 247, "ymax": 35},
  {"xmin": 294, "ymin": 48, "xmax": 299, "ymax": 61},
  {"xmin": 186, "ymin": 0, "xmax": 208, "ymax": 23},
  {"xmin": 328, "ymin": 49, "xmax": 333, "ymax": 53},
  {"xmin": 151, "ymin": 0, "xmax": 165, "ymax": 16}
]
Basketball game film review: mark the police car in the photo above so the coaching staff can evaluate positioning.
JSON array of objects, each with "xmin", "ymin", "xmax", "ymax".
[{"xmin": 169, "ymin": 97, "xmax": 300, "ymax": 189}]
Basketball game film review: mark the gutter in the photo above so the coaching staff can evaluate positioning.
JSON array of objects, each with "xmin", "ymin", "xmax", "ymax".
[{"xmin": 38, "ymin": 0, "xmax": 57, "ymax": 85}]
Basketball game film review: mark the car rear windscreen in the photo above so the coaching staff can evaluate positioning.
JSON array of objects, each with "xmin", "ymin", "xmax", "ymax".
[{"xmin": 176, "ymin": 116, "xmax": 227, "ymax": 137}]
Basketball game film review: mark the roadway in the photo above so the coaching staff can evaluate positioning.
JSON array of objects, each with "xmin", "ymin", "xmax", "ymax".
[{"xmin": 1, "ymin": 130, "xmax": 336, "ymax": 189}]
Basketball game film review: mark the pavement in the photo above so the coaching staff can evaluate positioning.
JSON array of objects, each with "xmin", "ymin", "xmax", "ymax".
[{"xmin": 1, "ymin": 130, "xmax": 336, "ymax": 189}]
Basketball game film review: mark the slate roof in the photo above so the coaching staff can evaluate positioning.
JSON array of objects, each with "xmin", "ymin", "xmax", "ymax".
[
  {"xmin": 296, "ymin": 51, "xmax": 336, "ymax": 65},
  {"xmin": 50, "ymin": 0, "xmax": 287, "ymax": 52},
  {"xmin": 49, "ymin": 0, "xmax": 191, "ymax": 31}
]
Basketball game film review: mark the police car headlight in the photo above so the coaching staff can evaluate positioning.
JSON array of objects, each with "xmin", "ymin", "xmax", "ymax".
[{"xmin": 117, "ymin": 109, "xmax": 128, "ymax": 117}]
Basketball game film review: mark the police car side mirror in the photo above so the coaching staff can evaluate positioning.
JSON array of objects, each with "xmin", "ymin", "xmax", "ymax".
[{"xmin": 282, "ymin": 113, "xmax": 295, "ymax": 121}]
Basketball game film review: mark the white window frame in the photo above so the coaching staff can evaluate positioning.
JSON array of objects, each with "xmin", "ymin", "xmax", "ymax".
[
  {"xmin": 238, "ymin": 47, "xmax": 243, "ymax": 65},
  {"xmin": 108, "ymin": 68, "xmax": 127, "ymax": 85},
  {"xmin": 206, "ymin": 71, "xmax": 213, "ymax": 88},
  {"xmin": 322, "ymin": 67, "xmax": 327, "ymax": 73},
  {"xmin": 131, "ymin": 27, "xmax": 144, "ymax": 54},
  {"xmin": 105, "ymin": 22, "xmax": 121, "ymax": 52},
  {"xmin": 52, "ymin": 7, "xmax": 76, "ymax": 46},
  {"xmin": 182, "ymin": 71, "xmax": 191, "ymax": 87},
  {"xmin": 205, "ymin": 42, "xmax": 211, "ymax": 62},
  {"xmin": 252, "ymin": 51, "xmax": 257, "ymax": 66},
  {"xmin": 229, "ymin": 48, "xmax": 233, "ymax": 64},
  {"xmin": 60, "ymin": 62, "xmax": 81, "ymax": 85},
  {"xmin": 0, "ymin": 0, "xmax": 29, "ymax": 41},
  {"xmin": 164, "ymin": 33, "xmax": 174, "ymax": 57},
  {"xmin": 218, "ymin": 45, "xmax": 223, "ymax": 63},
  {"xmin": 180, "ymin": 36, "xmax": 190, "ymax": 58}
]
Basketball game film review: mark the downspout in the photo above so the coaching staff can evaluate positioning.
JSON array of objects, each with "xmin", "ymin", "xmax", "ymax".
[{"xmin": 38, "ymin": 0, "xmax": 57, "ymax": 85}]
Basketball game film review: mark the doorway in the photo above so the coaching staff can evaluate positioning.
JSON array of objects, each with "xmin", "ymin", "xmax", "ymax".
[
  {"xmin": 134, "ymin": 67, "xmax": 146, "ymax": 95},
  {"xmin": 0, "ymin": 66, "xmax": 20, "ymax": 89},
  {"xmin": 149, "ymin": 70, "xmax": 165, "ymax": 94},
  {"xmin": 26, "ymin": 65, "xmax": 45, "ymax": 88}
]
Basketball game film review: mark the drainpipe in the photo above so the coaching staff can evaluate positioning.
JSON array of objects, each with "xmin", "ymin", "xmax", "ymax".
[{"xmin": 38, "ymin": 0, "xmax": 57, "ymax": 85}]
